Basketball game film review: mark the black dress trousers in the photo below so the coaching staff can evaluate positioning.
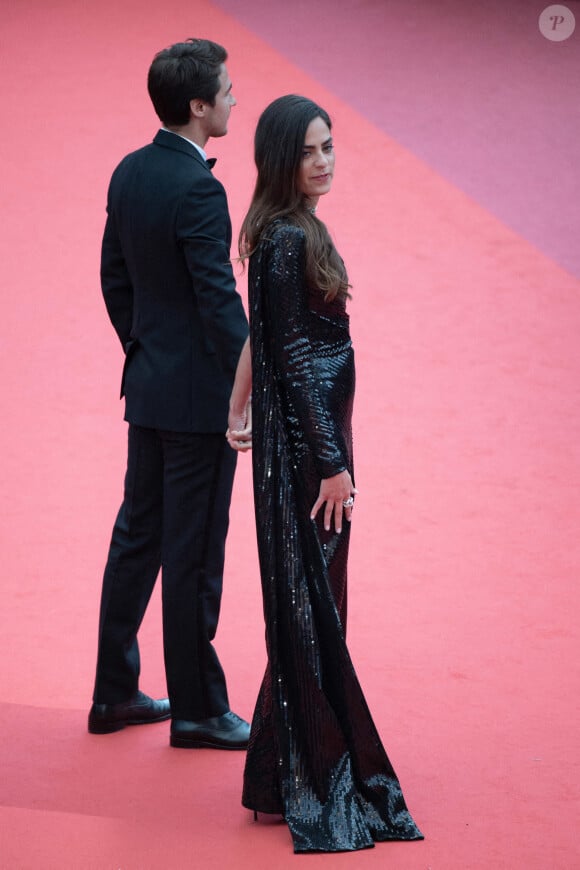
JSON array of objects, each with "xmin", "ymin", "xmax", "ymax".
[{"xmin": 93, "ymin": 423, "xmax": 237, "ymax": 720}]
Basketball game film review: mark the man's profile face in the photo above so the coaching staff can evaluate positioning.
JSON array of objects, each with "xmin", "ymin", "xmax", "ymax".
[{"xmin": 203, "ymin": 65, "xmax": 236, "ymax": 139}]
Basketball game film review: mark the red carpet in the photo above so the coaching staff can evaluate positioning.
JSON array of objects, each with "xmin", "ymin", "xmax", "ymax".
[{"xmin": 1, "ymin": 1, "xmax": 579, "ymax": 867}]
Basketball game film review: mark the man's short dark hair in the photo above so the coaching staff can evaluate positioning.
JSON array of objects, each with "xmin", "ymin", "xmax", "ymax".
[{"xmin": 147, "ymin": 38, "xmax": 227, "ymax": 127}]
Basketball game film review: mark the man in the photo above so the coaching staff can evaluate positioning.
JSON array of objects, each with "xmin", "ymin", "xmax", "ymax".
[{"xmin": 88, "ymin": 39, "xmax": 250, "ymax": 750}]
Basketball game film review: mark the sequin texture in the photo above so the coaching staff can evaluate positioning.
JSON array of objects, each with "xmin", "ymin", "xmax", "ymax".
[{"xmin": 242, "ymin": 221, "xmax": 423, "ymax": 852}]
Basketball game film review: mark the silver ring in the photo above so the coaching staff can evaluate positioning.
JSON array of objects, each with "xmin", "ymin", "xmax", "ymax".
[{"xmin": 342, "ymin": 497, "xmax": 354, "ymax": 508}]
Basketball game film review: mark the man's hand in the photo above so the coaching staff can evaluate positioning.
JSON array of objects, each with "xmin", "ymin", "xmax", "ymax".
[{"xmin": 226, "ymin": 401, "xmax": 252, "ymax": 452}]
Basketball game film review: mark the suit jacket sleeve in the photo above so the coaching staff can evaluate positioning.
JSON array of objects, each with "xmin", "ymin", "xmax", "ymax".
[
  {"xmin": 177, "ymin": 174, "xmax": 248, "ymax": 377},
  {"xmin": 100, "ymin": 204, "xmax": 133, "ymax": 350}
]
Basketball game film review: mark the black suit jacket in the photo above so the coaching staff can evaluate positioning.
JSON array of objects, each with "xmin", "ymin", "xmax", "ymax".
[{"xmin": 100, "ymin": 129, "xmax": 248, "ymax": 432}]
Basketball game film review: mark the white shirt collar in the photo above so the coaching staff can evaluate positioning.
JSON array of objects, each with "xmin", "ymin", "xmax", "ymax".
[{"xmin": 160, "ymin": 128, "xmax": 207, "ymax": 161}]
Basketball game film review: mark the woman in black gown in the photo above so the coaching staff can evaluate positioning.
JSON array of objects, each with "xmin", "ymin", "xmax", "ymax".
[{"xmin": 227, "ymin": 95, "xmax": 423, "ymax": 853}]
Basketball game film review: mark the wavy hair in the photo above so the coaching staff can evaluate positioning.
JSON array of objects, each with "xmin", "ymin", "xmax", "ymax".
[{"xmin": 239, "ymin": 95, "xmax": 349, "ymax": 301}]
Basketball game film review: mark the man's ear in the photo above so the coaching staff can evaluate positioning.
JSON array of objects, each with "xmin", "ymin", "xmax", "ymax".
[{"xmin": 189, "ymin": 99, "xmax": 206, "ymax": 119}]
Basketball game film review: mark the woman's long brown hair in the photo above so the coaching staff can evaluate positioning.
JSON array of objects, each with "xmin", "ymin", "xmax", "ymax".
[{"xmin": 239, "ymin": 95, "xmax": 350, "ymax": 302}]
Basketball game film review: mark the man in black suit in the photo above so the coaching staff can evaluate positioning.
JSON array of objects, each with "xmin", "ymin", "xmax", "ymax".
[{"xmin": 88, "ymin": 39, "xmax": 251, "ymax": 750}]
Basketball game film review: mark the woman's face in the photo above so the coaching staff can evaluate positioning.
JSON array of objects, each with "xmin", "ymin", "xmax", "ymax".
[{"xmin": 296, "ymin": 116, "xmax": 335, "ymax": 205}]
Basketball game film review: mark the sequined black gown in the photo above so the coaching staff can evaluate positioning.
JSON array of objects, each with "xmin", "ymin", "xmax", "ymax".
[{"xmin": 242, "ymin": 221, "xmax": 423, "ymax": 852}]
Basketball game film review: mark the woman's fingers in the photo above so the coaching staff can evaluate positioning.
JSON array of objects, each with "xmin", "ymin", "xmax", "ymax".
[
  {"xmin": 310, "ymin": 479, "xmax": 358, "ymax": 531},
  {"xmin": 334, "ymin": 500, "xmax": 343, "ymax": 534},
  {"xmin": 315, "ymin": 497, "xmax": 347, "ymax": 533},
  {"xmin": 310, "ymin": 495, "xmax": 323, "ymax": 520},
  {"xmin": 226, "ymin": 428, "xmax": 252, "ymax": 451},
  {"xmin": 324, "ymin": 499, "xmax": 334, "ymax": 532}
]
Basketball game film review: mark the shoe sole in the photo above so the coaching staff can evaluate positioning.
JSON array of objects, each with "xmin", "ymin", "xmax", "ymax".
[
  {"xmin": 88, "ymin": 713, "xmax": 171, "ymax": 734},
  {"xmin": 170, "ymin": 735, "xmax": 248, "ymax": 750}
]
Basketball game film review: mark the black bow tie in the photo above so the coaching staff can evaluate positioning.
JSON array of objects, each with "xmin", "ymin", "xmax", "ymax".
[{"xmin": 206, "ymin": 157, "xmax": 217, "ymax": 169}]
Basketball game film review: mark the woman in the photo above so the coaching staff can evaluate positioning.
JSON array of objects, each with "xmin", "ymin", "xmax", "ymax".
[{"xmin": 228, "ymin": 95, "xmax": 423, "ymax": 853}]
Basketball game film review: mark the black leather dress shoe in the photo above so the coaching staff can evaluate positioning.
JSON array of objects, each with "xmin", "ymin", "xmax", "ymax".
[
  {"xmin": 170, "ymin": 711, "xmax": 250, "ymax": 749},
  {"xmin": 88, "ymin": 691, "xmax": 171, "ymax": 734}
]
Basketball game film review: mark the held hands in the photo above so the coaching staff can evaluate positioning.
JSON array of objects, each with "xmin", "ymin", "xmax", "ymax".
[
  {"xmin": 227, "ymin": 338, "xmax": 252, "ymax": 452},
  {"xmin": 310, "ymin": 470, "xmax": 357, "ymax": 534},
  {"xmin": 226, "ymin": 401, "xmax": 252, "ymax": 452}
]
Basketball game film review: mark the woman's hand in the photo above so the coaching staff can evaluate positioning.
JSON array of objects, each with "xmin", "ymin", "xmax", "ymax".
[
  {"xmin": 310, "ymin": 470, "xmax": 357, "ymax": 534},
  {"xmin": 226, "ymin": 401, "xmax": 252, "ymax": 452},
  {"xmin": 227, "ymin": 337, "xmax": 252, "ymax": 452}
]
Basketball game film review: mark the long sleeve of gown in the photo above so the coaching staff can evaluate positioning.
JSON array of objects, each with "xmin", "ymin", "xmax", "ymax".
[{"xmin": 261, "ymin": 223, "xmax": 350, "ymax": 480}]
